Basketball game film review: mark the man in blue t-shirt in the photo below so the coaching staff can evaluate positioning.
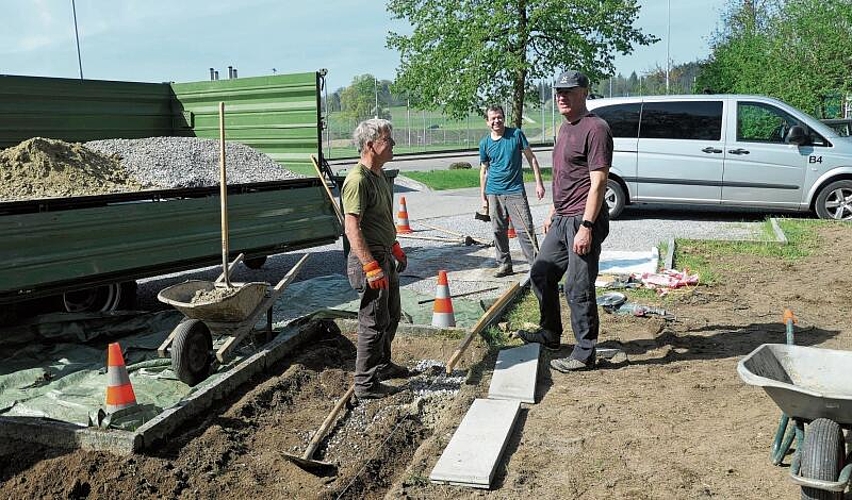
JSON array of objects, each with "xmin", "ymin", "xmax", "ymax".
[{"xmin": 479, "ymin": 105, "xmax": 545, "ymax": 277}]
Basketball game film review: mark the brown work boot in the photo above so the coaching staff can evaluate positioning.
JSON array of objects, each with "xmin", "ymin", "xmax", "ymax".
[{"xmin": 379, "ymin": 362, "xmax": 414, "ymax": 380}]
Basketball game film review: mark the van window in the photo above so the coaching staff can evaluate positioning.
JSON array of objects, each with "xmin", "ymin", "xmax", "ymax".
[
  {"xmin": 737, "ymin": 102, "xmax": 800, "ymax": 143},
  {"xmin": 639, "ymin": 101, "xmax": 723, "ymax": 140},
  {"xmin": 739, "ymin": 101, "xmax": 829, "ymax": 146},
  {"xmin": 593, "ymin": 103, "xmax": 640, "ymax": 138}
]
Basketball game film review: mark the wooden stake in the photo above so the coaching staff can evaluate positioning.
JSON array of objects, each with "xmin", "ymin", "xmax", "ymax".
[{"xmin": 445, "ymin": 282, "xmax": 521, "ymax": 374}]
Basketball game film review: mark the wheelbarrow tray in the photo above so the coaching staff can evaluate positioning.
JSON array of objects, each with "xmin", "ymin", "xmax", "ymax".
[
  {"xmin": 157, "ymin": 280, "xmax": 269, "ymax": 323},
  {"xmin": 738, "ymin": 343, "xmax": 852, "ymax": 424}
]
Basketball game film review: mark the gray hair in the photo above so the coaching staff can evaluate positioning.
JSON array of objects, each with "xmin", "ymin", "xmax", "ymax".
[{"xmin": 352, "ymin": 118, "xmax": 393, "ymax": 153}]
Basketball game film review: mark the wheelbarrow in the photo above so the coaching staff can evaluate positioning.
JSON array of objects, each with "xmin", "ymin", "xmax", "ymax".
[
  {"xmin": 157, "ymin": 253, "xmax": 310, "ymax": 386},
  {"xmin": 738, "ymin": 342, "xmax": 852, "ymax": 499}
]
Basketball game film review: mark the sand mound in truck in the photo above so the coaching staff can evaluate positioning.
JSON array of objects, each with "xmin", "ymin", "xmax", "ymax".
[{"xmin": 0, "ymin": 137, "xmax": 143, "ymax": 201}]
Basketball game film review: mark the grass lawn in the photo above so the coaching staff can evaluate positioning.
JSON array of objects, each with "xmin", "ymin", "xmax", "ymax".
[{"xmin": 404, "ymin": 167, "xmax": 553, "ymax": 191}]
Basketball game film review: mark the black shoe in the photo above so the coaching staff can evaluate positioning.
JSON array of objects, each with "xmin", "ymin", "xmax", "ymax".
[
  {"xmin": 494, "ymin": 265, "xmax": 514, "ymax": 278},
  {"xmin": 379, "ymin": 362, "xmax": 414, "ymax": 380},
  {"xmin": 355, "ymin": 383, "xmax": 401, "ymax": 400},
  {"xmin": 511, "ymin": 329, "xmax": 560, "ymax": 351}
]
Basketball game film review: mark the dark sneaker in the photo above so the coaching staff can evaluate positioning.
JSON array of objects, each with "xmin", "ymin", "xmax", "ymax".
[
  {"xmin": 355, "ymin": 383, "xmax": 401, "ymax": 400},
  {"xmin": 494, "ymin": 265, "xmax": 514, "ymax": 278},
  {"xmin": 379, "ymin": 362, "xmax": 413, "ymax": 380},
  {"xmin": 512, "ymin": 329, "xmax": 560, "ymax": 351},
  {"xmin": 550, "ymin": 357, "xmax": 593, "ymax": 373}
]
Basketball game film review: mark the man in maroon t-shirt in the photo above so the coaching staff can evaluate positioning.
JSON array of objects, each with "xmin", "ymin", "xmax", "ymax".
[{"xmin": 513, "ymin": 69, "xmax": 613, "ymax": 372}]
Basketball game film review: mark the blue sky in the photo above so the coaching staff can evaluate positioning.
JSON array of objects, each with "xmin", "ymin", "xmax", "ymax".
[{"xmin": 1, "ymin": 1, "xmax": 728, "ymax": 92}]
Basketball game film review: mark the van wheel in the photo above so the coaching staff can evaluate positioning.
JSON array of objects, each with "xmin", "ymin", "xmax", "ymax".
[
  {"xmin": 605, "ymin": 179, "xmax": 626, "ymax": 219},
  {"xmin": 815, "ymin": 180, "xmax": 852, "ymax": 220}
]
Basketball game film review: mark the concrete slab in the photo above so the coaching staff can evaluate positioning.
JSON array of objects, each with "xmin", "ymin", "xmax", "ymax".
[
  {"xmin": 487, "ymin": 344, "xmax": 540, "ymax": 404},
  {"xmin": 429, "ymin": 398, "xmax": 521, "ymax": 489}
]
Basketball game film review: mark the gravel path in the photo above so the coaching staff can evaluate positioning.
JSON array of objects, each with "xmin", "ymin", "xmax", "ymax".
[{"xmin": 136, "ymin": 180, "xmax": 775, "ymax": 313}]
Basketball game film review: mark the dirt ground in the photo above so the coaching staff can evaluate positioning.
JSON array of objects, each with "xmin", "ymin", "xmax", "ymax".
[{"xmin": 1, "ymin": 223, "xmax": 851, "ymax": 500}]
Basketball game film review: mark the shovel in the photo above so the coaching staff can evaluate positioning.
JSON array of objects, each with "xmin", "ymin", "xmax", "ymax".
[{"xmin": 282, "ymin": 385, "xmax": 355, "ymax": 475}]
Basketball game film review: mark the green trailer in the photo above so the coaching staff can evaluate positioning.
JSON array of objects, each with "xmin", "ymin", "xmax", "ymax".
[{"xmin": 0, "ymin": 70, "xmax": 341, "ymax": 316}]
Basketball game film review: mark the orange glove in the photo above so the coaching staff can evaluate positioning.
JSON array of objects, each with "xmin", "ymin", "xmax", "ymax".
[
  {"xmin": 391, "ymin": 241, "xmax": 407, "ymax": 273},
  {"xmin": 362, "ymin": 260, "xmax": 388, "ymax": 290}
]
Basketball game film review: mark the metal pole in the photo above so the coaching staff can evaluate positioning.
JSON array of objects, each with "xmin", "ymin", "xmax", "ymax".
[
  {"xmin": 540, "ymin": 81, "xmax": 545, "ymax": 141},
  {"xmin": 374, "ymin": 77, "xmax": 379, "ymax": 118},
  {"xmin": 551, "ymin": 81, "xmax": 556, "ymax": 143},
  {"xmin": 324, "ymin": 78, "xmax": 331, "ymax": 158},
  {"xmin": 407, "ymin": 99, "xmax": 411, "ymax": 147},
  {"xmin": 71, "ymin": 0, "xmax": 84, "ymax": 80},
  {"xmin": 666, "ymin": 0, "xmax": 671, "ymax": 95}
]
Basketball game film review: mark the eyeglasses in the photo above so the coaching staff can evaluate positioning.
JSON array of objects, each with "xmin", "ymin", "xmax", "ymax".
[{"xmin": 377, "ymin": 136, "xmax": 395, "ymax": 145}]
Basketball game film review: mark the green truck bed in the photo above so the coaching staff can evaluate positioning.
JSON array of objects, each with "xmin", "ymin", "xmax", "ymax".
[{"xmin": 0, "ymin": 180, "xmax": 341, "ymax": 305}]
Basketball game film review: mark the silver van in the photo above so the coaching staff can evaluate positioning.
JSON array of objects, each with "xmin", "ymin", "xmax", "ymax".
[{"xmin": 587, "ymin": 95, "xmax": 852, "ymax": 220}]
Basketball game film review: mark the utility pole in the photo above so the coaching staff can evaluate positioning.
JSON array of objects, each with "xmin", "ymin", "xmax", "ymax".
[
  {"xmin": 666, "ymin": 0, "xmax": 671, "ymax": 95},
  {"xmin": 71, "ymin": 0, "xmax": 84, "ymax": 80},
  {"xmin": 374, "ymin": 76, "xmax": 379, "ymax": 119}
]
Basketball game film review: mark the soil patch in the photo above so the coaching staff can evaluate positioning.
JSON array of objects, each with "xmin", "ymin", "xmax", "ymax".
[{"xmin": 1, "ymin": 224, "xmax": 851, "ymax": 499}]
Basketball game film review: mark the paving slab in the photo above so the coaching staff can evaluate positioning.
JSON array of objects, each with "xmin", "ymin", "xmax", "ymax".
[
  {"xmin": 487, "ymin": 344, "xmax": 540, "ymax": 403},
  {"xmin": 429, "ymin": 398, "xmax": 521, "ymax": 489}
]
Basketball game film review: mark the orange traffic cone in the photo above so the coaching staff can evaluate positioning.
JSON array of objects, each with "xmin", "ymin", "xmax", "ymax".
[
  {"xmin": 507, "ymin": 216, "xmax": 517, "ymax": 239},
  {"xmin": 396, "ymin": 196, "xmax": 413, "ymax": 234},
  {"xmin": 105, "ymin": 342, "xmax": 137, "ymax": 413},
  {"xmin": 431, "ymin": 270, "xmax": 456, "ymax": 328}
]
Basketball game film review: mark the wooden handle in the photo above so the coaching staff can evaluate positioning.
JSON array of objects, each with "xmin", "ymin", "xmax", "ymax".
[
  {"xmin": 310, "ymin": 154, "xmax": 344, "ymax": 225},
  {"xmin": 302, "ymin": 385, "xmax": 355, "ymax": 459},
  {"xmin": 445, "ymin": 282, "xmax": 521, "ymax": 374},
  {"xmin": 218, "ymin": 102, "xmax": 230, "ymax": 287}
]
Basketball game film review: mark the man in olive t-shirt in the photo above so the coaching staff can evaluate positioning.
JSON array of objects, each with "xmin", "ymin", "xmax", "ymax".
[{"xmin": 341, "ymin": 118, "xmax": 413, "ymax": 400}]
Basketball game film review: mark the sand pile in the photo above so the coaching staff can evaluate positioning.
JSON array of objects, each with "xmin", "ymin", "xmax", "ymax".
[{"xmin": 0, "ymin": 137, "xmax": 143, "ymax": 201}]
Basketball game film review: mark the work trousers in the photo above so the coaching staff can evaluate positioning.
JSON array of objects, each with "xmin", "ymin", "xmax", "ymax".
[
  {"xmin": 346, "ymin": 250, "xmax": 401, "ymax": 392},
  {"xmin": 487, "ymin": 192, "xmax": 538, "ymax": 267},
  {"xmin": 530, "ymin": 212, "xmax": 609, "ymax": 363}
]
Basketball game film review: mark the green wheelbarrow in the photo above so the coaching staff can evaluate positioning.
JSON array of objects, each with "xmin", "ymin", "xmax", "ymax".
[{"xmin": 738, "ymin": 341, "xmax": 852, "ymax": 500}]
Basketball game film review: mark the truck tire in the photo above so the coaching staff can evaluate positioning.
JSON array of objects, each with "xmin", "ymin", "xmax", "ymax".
[
  {"xmin": 243, "ymin": 256, "xmax": 267, "ymax": 270},
  {"xmin": 799, "ymin": 418, "xmax": 844, "ymax": 500},
  {"xmin": 605, "ymin": 179, "xmax": 626, "ymax": 219},
  {"xmin": 814, "ymin": 179, "xmax": 852, "ymax": 220},
  {"xmin": 171, "ymin": 319, "xmax": 213, "ymax": 386},
  {"xmin": 60, "ymin": 281, "xmax": 136, "ymax": 313}
]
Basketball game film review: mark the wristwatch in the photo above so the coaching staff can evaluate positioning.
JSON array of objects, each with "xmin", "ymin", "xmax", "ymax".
[{"xmin": 581, "ymin": 219, "xmax": 594, "ymax": 229}]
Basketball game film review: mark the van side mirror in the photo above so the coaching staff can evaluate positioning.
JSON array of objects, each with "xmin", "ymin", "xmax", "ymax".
[{"xmin": 785, "ymin": 125, "xmax": 811, "ymax": 146}]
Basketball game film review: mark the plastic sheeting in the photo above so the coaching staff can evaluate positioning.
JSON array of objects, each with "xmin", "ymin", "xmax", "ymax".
[{"xmin": 0, "ymin": 274, "xmax": 496, "ymax": 426}]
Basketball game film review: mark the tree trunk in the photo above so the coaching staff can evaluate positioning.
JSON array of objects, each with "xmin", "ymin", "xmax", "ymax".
[{"xmin": 511, "ymin": 0, "xmax": 529, "ymax": 129}]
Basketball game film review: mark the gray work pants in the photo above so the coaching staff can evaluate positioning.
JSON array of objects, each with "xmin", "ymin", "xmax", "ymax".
[
  {"xmin": 530, "ymin": 213, "xmax": 609, "ymax": 363},
  {"xmin": 346, "ymin": 250, "xmax": 401, "ymax": 392},
  {"xmin": 487, "ymin": 192, "xmax": 538, "ymax": 267}
]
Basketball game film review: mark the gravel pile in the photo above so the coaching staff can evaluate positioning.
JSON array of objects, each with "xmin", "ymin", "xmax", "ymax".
[{"xmin": 85, "ymin": 136, "xmax": 303, "ymax": 188}]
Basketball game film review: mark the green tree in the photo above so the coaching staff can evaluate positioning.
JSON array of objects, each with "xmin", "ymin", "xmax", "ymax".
[
  {"xmin": 339, "ymin": 74, "xmax": 392, "ymax": 122},
  {"xmin": 386, "ymin": 0, "xmax": 657, "ymax": 129},
  {"xmin": 697, "ymin": 0, "xmax": 852, "ymax": 116}
]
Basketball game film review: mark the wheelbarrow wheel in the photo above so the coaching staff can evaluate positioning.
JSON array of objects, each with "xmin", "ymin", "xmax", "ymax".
[
  {"xmin": 243, "ymin": 256, "xmax": 267, "ymax": 270},
  {"xmin": 171, "ymin": 319, "xmax": 213, "ymax": 386},
  {"xmin": 800, "ymin": 418, "xmax": 845, "ymax": 500}
]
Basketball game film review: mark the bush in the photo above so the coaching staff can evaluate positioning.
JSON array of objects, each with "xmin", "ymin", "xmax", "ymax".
[{"xmin": 448, "ymin": 161, "xmax": 473, "ymax": 170}]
